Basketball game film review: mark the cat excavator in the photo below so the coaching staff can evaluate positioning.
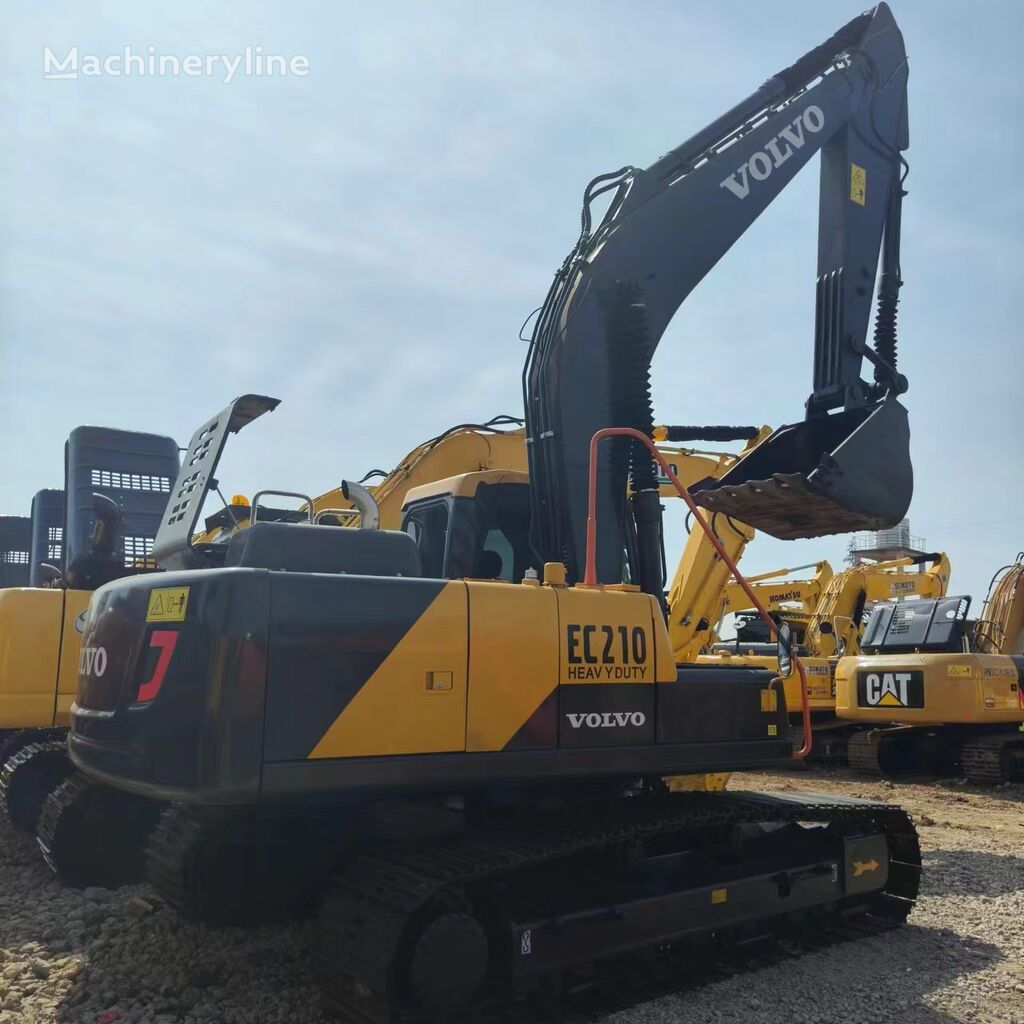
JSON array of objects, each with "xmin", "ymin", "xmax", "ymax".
[
  {"xmin": 836, "ymin": 553, "xmax": 1024, "ymax": 782},
  {"xmin": 67, "ymin": 6, "xmax": 921, "ymax": 1019},
  {"xmin": 702, "ymin": 552, "xmax": 951, "ymax": 761}
]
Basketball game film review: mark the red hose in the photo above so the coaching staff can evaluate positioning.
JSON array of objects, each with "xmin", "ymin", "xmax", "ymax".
[{"xmin": 585, "ymin": 427, "xmax": 812, "ymax": 760}]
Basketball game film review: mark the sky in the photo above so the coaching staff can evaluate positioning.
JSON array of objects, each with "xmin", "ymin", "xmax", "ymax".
[{"xmin": 1, "ymin": 1, "xmax": 1022, "ymax": 607}]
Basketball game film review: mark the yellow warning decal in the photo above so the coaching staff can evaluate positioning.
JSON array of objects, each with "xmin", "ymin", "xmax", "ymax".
[
  {"xmin": 947, "ymin": 665, "xmax": 973, "ymax": 677},
  {"xmin": 146, "ymin": 587, "xmax": 190, "ymax": 623},
  {"xmin": 767, "ymin": 724, "xmax": 778, "ymax": 736},
  {"xmin": 711, "ymin": 888, "xmax": 728, "ymax": 905},
  {"xmin": 850, "ymin": 163, "xmax": 867, "ymax": 206},
  {"xmin": 852, "ymin": 858, "xmax": 879, "ymax": 877},
  {"xmin": 760, "ymin": 688, "xmax": 778, "ymax": 713}
]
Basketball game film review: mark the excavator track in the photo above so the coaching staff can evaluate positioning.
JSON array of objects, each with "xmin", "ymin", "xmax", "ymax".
[
  {"xmin": 0, "ymin": 740, "xmax": 73, "ymax": 831},
  {"xmin": 847, "ymin": 730, "xmax": 888, "ymax": 774},
  {"xmin": 146, "ymin": 803, "xmax": 349, "ymax": 925},
  {"xmin": 314, "ymin": 791, "xmax": 920, "ymax": 1024},
  {"xmin": 37, "ymin": 772, "xmax": 165, "ymax": 887},
  {"xmin": 960, "ymin": 732, "xmax": 1024, "ymax": 784},
  {"xmin": 0, "ymin": 727, "xmax": 66, "ymax": 765}
]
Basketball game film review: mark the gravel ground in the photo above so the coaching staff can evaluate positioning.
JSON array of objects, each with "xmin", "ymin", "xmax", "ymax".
[{"xmin": 0, "ymin": 770, "xmax": 1021, "ymax": 1024}]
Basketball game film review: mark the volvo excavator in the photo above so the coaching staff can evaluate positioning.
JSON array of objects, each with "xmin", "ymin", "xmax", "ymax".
[
  {"xmin": 836, "ymin": 553, "xmax": 1024, "ymax": 782},
  {"xmin": 702, "ymin": 552, "xmax": 950, "ymax": 761},
  {"xmin": 35, "ymin": 399, "xmax": 766, "ymax": 884},
  {"xmin": 0, "ymin": 427, "xmax": 180, "ymax": 831},
  {"xmin": 66, "ymin": 7, "xmax": 921, "ymax": 1020}
]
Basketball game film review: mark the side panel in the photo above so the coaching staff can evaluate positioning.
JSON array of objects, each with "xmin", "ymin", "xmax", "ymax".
[
  {"xmin": 696, "ymin": 652, "xmax": 834, "ymax": 712},
  {"xmin": 299, "ymin": 579, "xmax": 468, "ymax": 760},
  {"xmin": 466, "ymin": 582, "xmax": 558, "ymax": 752},
  {"xmin": 0, "ymin": 589, "xmax": 63, "ymax": 727},
  {"xmin": 555, "ymin": 588, "xmax": 659, "ymax": 747},
  {"xmin": 72, "ymin": 569, "xmax": 271, "ymax": 800},
  {"xmin": 835, "ymin": 653, "xmax": 1024, "ymax": 724},
  {"xmin": 54, "ymin": 589, "xmax": 92, "ymax": 724}
]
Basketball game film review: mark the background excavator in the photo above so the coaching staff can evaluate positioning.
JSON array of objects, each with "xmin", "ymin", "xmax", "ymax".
[
  {"xmin": 835, "ymin": 552, "xmax": 1024, "ymax": 782},
  {"xmin": 0, "ymin": 426, "xmax": 180, "ymax": 830},
  {"xmin": 702, "ymin": 552, "xmax": 951, "ymax": 761},
  {"xmin": 722, "ymin": 560, "xmax": 836, "ymax": 622},
  {"xmin": 66, "ymin": 7, "xmax": 922, "ymax": 1020}
]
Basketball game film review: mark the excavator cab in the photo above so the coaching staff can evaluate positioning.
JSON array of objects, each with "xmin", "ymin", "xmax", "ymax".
[
  {"xmin": 401, "ymin": 471, "xmax": 533, "ymax": 582},
  {"xmin": 693, "ymin": 397, "xmax": 912, "ymax": 541}
]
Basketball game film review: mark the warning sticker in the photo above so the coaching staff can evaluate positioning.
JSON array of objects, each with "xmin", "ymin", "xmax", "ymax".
[
  {"xmin": 850, "ymin": 163, "xmax": 867, "ymax": 206},
  {"xmin": 146, "ymin": 587, "xmax": 189, "ymax": 623},
  {"xmin": 947, "ymin": 664, "xmax": 973, "ymax": 677}
]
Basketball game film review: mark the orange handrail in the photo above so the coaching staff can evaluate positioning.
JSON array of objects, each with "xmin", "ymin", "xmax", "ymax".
[{"xmin": 584, "ymin": 426, "xmax": 812, "ymax": 760}]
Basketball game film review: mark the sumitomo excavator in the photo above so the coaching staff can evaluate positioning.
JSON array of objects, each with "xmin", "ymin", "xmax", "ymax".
[{"xmin": 66, "ymin": 6, "xmax": 921, "ymax": 1019}]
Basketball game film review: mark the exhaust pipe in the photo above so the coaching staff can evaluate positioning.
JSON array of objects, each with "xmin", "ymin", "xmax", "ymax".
[
  {"xmin": 341, "ymin": 480, "xmax": 380, "ymax": 530},
  {"xmin": 692, "ymin": 397, "xmax": 913, "ymax": 540}
]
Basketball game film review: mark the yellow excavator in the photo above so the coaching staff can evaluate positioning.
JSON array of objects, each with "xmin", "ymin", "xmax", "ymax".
[
  {"xmin": 835, "ymin": 553, "xmax": 1024, "ymax": 782},
  {"xmin": 0, "ymin": 426, "xmax": 180, "ymax": 830},
  {"xmin": 701, "ymin": 553, "xmax": 951, "ymax": 761},
  {"xmin": 23, "ymin": 396, "xmax": 765, "ymax": 884},
  {"xmin": 721, "ymin": 560, "xmax": 835, "ymax": 620},
  {"xmin": 65, "ymin": 8, "xmax": 923, "ymax": 1017}
]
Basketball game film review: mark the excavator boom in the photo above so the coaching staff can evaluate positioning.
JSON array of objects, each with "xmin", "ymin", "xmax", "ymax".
[{"xmin": 525, "ymin": 3, "xmax": 911, "ymax": 588}]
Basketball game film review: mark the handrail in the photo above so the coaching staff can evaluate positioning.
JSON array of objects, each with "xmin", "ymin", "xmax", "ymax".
[
  {"xmin": 249, "ymin": 490, "xmax": 315, "ymax": 526},
  {"xmin": 584, "ymin": 426, "xmax": 812, "ymax": 760}
]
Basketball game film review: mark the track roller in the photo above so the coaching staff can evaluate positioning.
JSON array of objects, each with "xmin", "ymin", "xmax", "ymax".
[
  {"xmin": 36, "ymin": 772, "xmax": 164, "ymax": 887},
  {"xmin": 0, "ymin": 741, "xmax": 73, "ymax": 831},
  {"xmin": 146, "ymin": 804, "xmax": 349, "ymax": 926}
]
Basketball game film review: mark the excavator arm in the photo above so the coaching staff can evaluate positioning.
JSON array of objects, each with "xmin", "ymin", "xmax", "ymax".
[
  {"xmin": 722, "ymin": 561, "xmax": 836, "ymax": 618},
  {"xmin": 974, "ymin": 553, "xmax": 1024, "ymax": 655},
  {"xmin": 805, "ymin": 551, "xmax": 951, "ymax": 657},
  {"xmin": 525, "ymin": 3, "xmax": 910, "ymax": 592}
]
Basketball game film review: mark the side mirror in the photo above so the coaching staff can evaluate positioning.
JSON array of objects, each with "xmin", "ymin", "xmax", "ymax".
[{"xmin": 776, "ymin": 620, "xmax": 794, "ymax": 678}]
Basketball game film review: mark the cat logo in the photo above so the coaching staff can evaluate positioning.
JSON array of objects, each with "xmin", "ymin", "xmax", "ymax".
[{"xmin": 857, "ymin": 670, "xmax": 925, "ymax": 709}]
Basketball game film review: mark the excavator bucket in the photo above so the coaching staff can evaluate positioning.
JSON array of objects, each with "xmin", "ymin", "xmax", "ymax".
[{"xmin": 692, "ymin": 397, "xmax": 912, "ymax": 540}]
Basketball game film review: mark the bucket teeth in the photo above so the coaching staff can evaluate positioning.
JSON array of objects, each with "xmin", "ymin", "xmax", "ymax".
[
  {"xmin": 695, "ymin": 474, "xmax": 892, "ymax": 541},
  {"xmin": 693, "ymin": 397, "xmax": 913, "ymax": 540}
]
